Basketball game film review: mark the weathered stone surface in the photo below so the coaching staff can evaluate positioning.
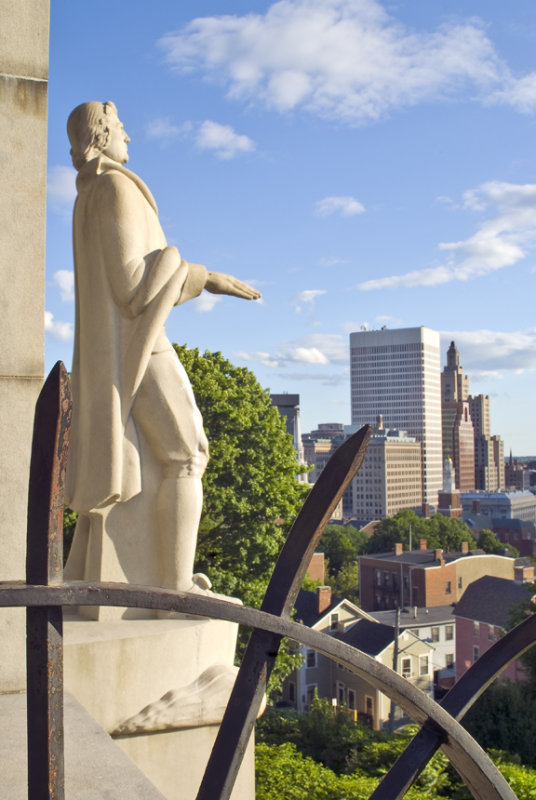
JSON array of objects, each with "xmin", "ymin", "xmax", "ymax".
[{"xmin": 0, "ymin": 691, "xmax": 166, "ymax": 799}]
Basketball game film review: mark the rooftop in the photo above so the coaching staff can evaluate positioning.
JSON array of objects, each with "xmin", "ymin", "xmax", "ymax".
[
  {"xmin": 454, "ymin": 576, "xmax": 534, "ymax": 627},
  {"xmin": 337, "ymin": 619, "xmax": 395, "ymax": 656},
  {"xmin": 360, "ymin": 549, "xmax": 484, "ymax": 566},
  {"xmin": 370, "ymin": 605, "xmax": 455, "ymax": 627}
]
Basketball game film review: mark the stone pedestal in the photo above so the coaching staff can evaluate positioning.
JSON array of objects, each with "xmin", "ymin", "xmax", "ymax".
[{"xmin": 63, "ymin": 614, "xmax": 255, "ymax": 800}]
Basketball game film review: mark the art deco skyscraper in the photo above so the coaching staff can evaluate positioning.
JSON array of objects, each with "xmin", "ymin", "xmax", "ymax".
[
  {"xmin": 350, "ymin": 327, "xmax": 443, "ymax": 507},
  {"xmin": 441, "ymin": 341, "xmax": 475, "ymax": 492}
]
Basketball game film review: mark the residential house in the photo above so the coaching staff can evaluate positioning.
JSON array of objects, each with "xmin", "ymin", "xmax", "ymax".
[
  {"xmin": 369, "ymin": 605, "xmax": 456, "ymax": 695},
  {"xmin": 334, "ymin": 619, "xmax": 433, "ymax": 730},
  {"xmin": 455, "ymin": 576, "xmax": 535, "ymax": 683},
  {"xmin": 281, "ymin": 586, "xmax": 367, "ymax": 711}
]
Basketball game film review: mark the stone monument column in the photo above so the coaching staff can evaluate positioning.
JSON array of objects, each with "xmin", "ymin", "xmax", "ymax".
[{"xmin": 0, "ymin": 0, "xmax": 49, "ymax": 691}]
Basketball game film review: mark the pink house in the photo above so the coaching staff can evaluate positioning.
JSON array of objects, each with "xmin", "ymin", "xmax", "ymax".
[{"xmin": 455, "ymin": 576, "xmax": 534, "ymax": 683}]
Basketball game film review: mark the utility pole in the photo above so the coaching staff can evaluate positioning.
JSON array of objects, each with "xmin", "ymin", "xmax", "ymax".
[{"xmin": 388, "ymin": 606, "xmax": 401, "ymax": 734}]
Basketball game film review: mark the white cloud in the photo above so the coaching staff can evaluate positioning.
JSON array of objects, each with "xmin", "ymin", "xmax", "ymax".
[
  {"xmin": 440, "ymin": 329, "xmax": 536, "ymax": 376},
  {"xmin": 195, "ymin": 120, "xmax": 255, "ymax": 159},
  {"xmin": 315, "ymin": 196, "xmax": 365, "ymax": 217},
  {"xmin": 52, "ymin": 270, "xmax": 74, "ymax": 302},
  {"xmin": 291, "ymin": 288, "xmax": 326, "ymax": 313},
  {"xmin": 44, "ymin": 311, "xmax": 73, "ymax": 341},
  {"xmin": 488, "ymin": 71, "xmax": 536, "ymax": 114},
  {"xmin": 318, "ymin": 256, "xmax": 350, "ymax": 267},
  {"xmin": 158, "ymin": 0, "xmax": 526, "ymax": 124},
  {"xmin": 277, "ymin": 333, "xmax": 347, "ymax": 365},
  {"xmin": 47, "ymin": 166, "xmax": 76, "ymax": 217},
  {"xmin": 358, "ymin": 181, "xmax": 536, "ymax": 291},
  {"xmin": 234, "ymin": 350, "xmax": 279, "ymax": 368},
  {"xmin": 194, "ymin": 293, "xmax": 222, "ymax": 312},
  {"xmin": 145, "ymin": 118, "xmax": 191, "ymax": 142}
]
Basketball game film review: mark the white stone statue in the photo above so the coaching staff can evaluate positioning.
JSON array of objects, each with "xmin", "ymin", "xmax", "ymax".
[{"xmin": 64, "ymin": 101, "xmax": 260, "ymax": 598}]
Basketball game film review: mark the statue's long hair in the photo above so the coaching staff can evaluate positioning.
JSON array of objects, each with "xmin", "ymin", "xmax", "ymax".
[{"xmin": 67, "ymin": 101, "xmax": 117, "ymax": 171}]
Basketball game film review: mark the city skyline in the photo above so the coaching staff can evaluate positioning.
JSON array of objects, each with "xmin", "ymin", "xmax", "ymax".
[{"xmin": 45, "ymin": 1, "xmax": 536, "ymax": 453}]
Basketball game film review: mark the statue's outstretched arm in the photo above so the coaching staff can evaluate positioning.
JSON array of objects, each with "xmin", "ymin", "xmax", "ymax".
[{"xmin": 204, "ymin": 271, "xmax": 261, "ymax": 300}]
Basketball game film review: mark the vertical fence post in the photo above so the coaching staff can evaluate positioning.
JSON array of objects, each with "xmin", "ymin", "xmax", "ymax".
[{"xmin": 26, "ymin": 362, "xmax": 72, "ymax": 800}]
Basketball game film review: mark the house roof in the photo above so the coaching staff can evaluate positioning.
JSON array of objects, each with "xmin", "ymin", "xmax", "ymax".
[
  {"xmin": 359, "ymin": 549, "xmax": 484, "ymax": 566},
  {"xmin": 369, "ymin": 605, "xmax": 455, "ymax": 628},
  {"xmin": 454, "ymin": 577, "xmax": 533, "ymax": 627},
  {"xmin": 293, "ymin": 588, "xmax": 341, "ymax": 627},
  {"xmin": 336, "ymin": 619, "xmax": 395, "ymax": 656}
]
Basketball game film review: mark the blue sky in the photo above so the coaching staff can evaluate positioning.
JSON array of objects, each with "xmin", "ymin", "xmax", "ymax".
[{"xmin": 45, "ymin": 0, "xmax": 536, "ymax": 453}]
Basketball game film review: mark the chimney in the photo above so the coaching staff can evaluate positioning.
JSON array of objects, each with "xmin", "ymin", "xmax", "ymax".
[
  {"xmin": 317, "ymin": 586, "xmax": 332, "ymax": 614},
  {"xmin": 419, "ymin": 539, "xmax": 427, "ymax": 551},
  {"xmin": 472, "ymin": 500, "xmax": 481, "ymax": 513},
  {"xmin": 395, "ymin": 542, "xmax": 403, "ymax": 556},
  {"xmin": 434, "ymin": 548, "xmax": 443, "ymax": 562},
  {"xmin": 461, "ymin": 541, "xmax": 469, "ymax": 554}
]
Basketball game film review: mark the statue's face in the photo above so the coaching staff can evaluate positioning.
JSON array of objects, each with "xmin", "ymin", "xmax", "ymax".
[{"xmin": 103, "ymin": 112, "xmax": 130, "ymax": 164}]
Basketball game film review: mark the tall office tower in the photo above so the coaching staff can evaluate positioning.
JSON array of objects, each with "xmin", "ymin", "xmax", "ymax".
[
  {"xmin": 350, "ymin": 327, "xmax": 443, "ymax": 507},
  {"xmin": 468, "ymin": 394, "xmax": 505, "ymax": 491},
  {"xmin": 441, "ymin": 341, "xmax": 475, "ymax": 491},
  {"xmin": 270, "ymin": 393, "xmax": 307, "ymax": 482}
]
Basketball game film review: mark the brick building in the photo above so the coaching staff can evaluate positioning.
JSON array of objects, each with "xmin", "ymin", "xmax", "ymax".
[{"xmin": 358, "ymin": 541, "xmax": 526, "ymax": 612}]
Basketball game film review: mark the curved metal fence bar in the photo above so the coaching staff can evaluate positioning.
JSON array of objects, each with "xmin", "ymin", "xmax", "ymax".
[
  {"xmin": 369, "ymin": 612, "xmax": 536, "ymax": 799},
  {"xmin": 0, "ymin": 581, "xmax": 521, "ymax": 800}
]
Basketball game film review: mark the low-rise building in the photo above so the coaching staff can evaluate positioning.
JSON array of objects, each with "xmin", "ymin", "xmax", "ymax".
[
  {"xmin": 461, "ymin": 490, "xmax": 536, "ymax": 524},
  {"xmin": 455, "ymin": 576, "xmax": 535, "ymax": 683},
  {"xmin": 334, "ymin": 619, "xmax": 433, "ymax": 730},
  {"xmin": 369, "ymin": 605, "xmax": 456, "ymax": 694},
  {"xmin": 281, "ymin": 587, "xmax": 367, "ymax": 711},
  {"xmin": 358, "ymin": 541, "xmax": 523, "ymax": 612}
]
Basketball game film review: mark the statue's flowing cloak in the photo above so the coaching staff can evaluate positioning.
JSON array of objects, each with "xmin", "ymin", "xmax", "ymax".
[{"xmin": 65, "ymin": 155, "xmax": 206, "ymax": 513}]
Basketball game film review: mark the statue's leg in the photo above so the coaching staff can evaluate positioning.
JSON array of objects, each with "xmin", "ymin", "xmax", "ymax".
[
  {"xmin": 156, "ymin": 475, "xmax": 203, "ymax": 590},
  {"xmin": 132, "ymin": 350, "xmax": 209, "ymax": 592}
]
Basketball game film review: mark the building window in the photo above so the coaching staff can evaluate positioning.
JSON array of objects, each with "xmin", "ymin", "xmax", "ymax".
[
  {"xmin": 410, "ymin": 628, "xmax": 420, "ymax": 638},
  {"xmin": 330, "ymin": 613, "xmax": 339, "ymax": 631},
  {"xmin": 445, "ymin": 581, "xmax": 452, "ymax": 594},
  {"xmin": 376, "ymin": 569, "xmax": 381, "ymax": 586},
  {"xmin": 419, "ymin": 655, "xmax": 429, "ymax": 676},
  {"xmin": 306, "ymin": 649, "xmax": 317, "ymax": 668},
  {"xmin": 365, "ymin": 695, "xmax": 373, "ymax": 715},
  {"xmin": 431, "ymin": 627, "xmax": 440, "ymax": 642},
  {"xmin": 445, "ymin": 625, "xmax": 454, "ymax": 641},
  {"xmin": 306, "ymin": 684, "xmax": 317, "ymax": 709},
  {"xmin": 383, "ymin": 571, "xmax": 390, "ymax": 587},
  {"xmin": 458, "ymin": 577, "xmax": 463, "ymax": 589},
  {"xmin": 288, "ymin": 682, "xmax": 295, "ymax": 703},
  {"xmin": 488, "ymin": 625, "xmax": 496, "ymax": 641},
  {"xmin": 337, "ymin": 681, "xmax": 345, "ymax": 704},
  {"xmin": 473, "ymin": 645, "xmax": 480, "ymax": 662},
  {"xmin": 473, "ymin": 621, "xmax": 480, "ymax": 637},
  {"xmin": 348, "ymin": 689, "xmax": 356, "ymax": 710},
  {"xmin": 401, "ymin": 657, "xmax": 412, "ymax": 678},
  {"xmin": 445, "ymin": 653, "xmax": 454, "ymax": 668}
]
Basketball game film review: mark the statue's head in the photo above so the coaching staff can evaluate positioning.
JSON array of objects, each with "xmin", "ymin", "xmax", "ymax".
[{"xmin": 67, "ymin": 101, "xmax": 129, "ymax": 170}]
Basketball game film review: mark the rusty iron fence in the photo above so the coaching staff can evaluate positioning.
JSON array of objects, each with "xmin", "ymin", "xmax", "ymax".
[{"xmin": 1, "ymin": 362, "xmax": 535, "ymax": 799}]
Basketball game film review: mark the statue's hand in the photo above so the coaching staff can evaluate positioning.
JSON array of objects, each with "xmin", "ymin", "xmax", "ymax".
[{"xmin": 205, "ymin": 271, "xmax": 261, "ymax": 300}]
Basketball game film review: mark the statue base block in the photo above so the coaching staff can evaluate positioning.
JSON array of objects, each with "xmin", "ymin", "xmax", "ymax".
[{"xmin": 63, "ymin": 614, "xmax": 255, "ymax": 800}]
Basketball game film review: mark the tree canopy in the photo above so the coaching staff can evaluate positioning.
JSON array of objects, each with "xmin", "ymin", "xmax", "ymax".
[
  {"xmin": 364, "ymin": 509, "xmax": 477, "ymax": 554},
  {"xmin": 175, "ymin": 344, "xmax": 309, "ymax": 608}
]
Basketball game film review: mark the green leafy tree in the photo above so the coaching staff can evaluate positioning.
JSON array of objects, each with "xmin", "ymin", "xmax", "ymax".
[
  {"xmin": 477, "ymin": 529, "xmax": 519, "ymax": 557},
  {"xmin": 366, "ymin": 510, "xmax": 476, "ymax": 554}
]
